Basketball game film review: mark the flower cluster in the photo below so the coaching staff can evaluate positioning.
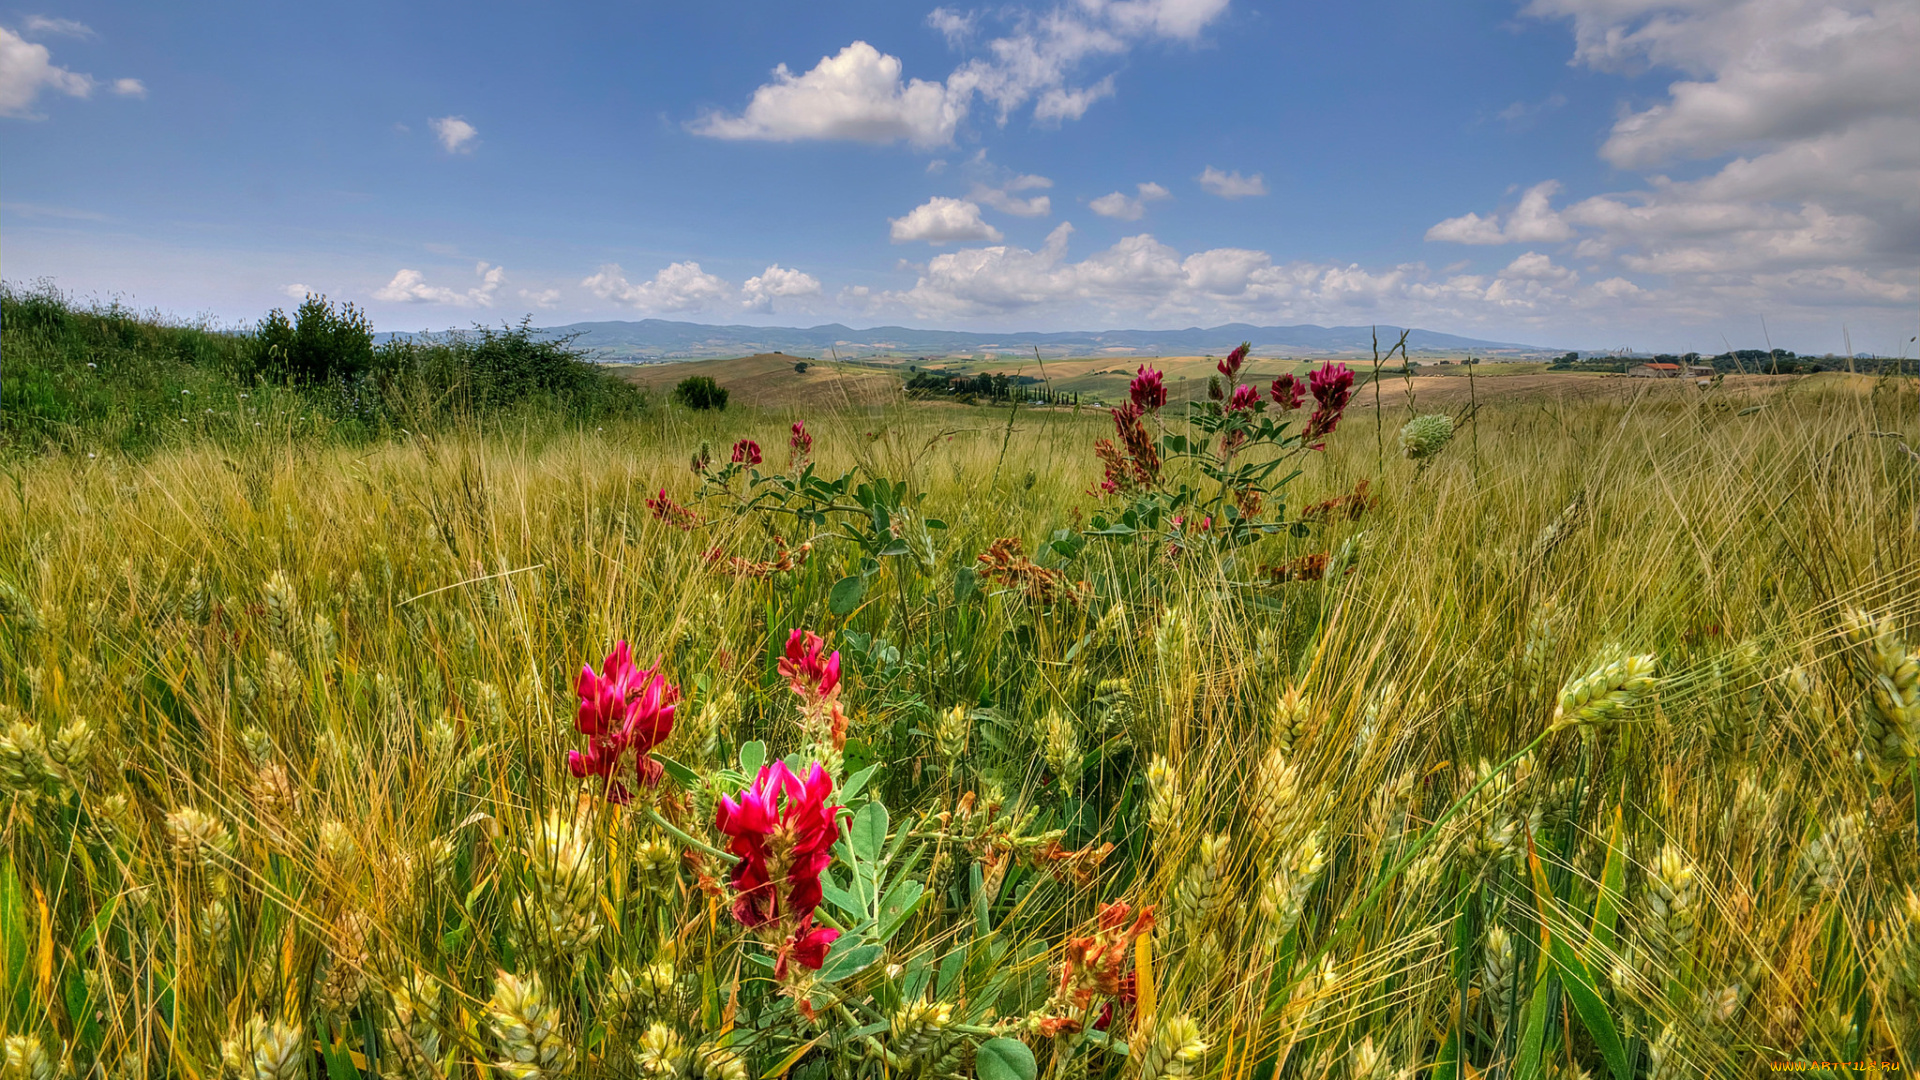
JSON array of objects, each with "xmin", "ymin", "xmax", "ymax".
[
  {"xmin": 704, "ymin": 537, "xmax": 812, "ymax": 578},
  {"xmin": 1269, "ymin": 374, "xmax": 1305, "ymax": 411},
  {"xmin": 1040, "ymin": 901, "xmax": 1156, "ymax": 1035},
  {"xmin": 788, "ymin": 421, "xmax": 813, "ymax": 467},
  {"xmin": 976, "ymin": 537, "xmax": 1087, "ymax": 605},
  {"xmin": 1303, "ymin": 363, "xmax": 1354, "ymax": 446},
  {"xmin": 731, "ymin": 439, "xmax": 762, "ymax": 466},
  {"xmin": 570, "ymin": 642, "xmax": 678, "ymax": 803},
  {"xmin": 715, "ymin": 761, "xmax": 843, "ymax": 977},
  {"xmin": 779, "ymin": 629, "xmax": 848, "ymax": 753},
  {"xmin": 1129, "ymin": 365, "xmax": 1167, "ymax": 411},
  {"xmin": 646, "ymin": 488, "xmax": 701, "ymax": 531},
  {"xmin": 1226, "ymin": 383, "xmax": 1262, "ymax": 413},
  {"xmin": 1216, "ymin": 342, "xmax": 1250, "ymax": 380}
]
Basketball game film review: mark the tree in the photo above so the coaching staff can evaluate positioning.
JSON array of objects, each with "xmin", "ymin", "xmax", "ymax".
[
  {"xmin": 671, "ymin": 375, "xmax": 729, "ymax": 410},
  {"xmin": 251, "ymin": 294, "xmax": 375, "ymax": 384}
]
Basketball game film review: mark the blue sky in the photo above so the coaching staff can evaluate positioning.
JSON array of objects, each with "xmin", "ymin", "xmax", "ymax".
[{"xmin": 3, "ymin": 0, "xmax": 1915, "ymax": 352}]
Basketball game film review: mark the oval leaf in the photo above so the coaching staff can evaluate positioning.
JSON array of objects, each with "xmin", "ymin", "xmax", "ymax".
[
  {"xmin": 829, "ymin": 575, "xmax": 868, "ymax": 616},
  {"xmin": 976, "ymin": 1038, "xmax": 1037, "ymax": 1080}
]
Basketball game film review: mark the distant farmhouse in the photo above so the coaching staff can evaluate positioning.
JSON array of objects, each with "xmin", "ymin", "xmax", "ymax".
[{"xmin": 1628, "ymin": 361, "xmax": 1716, "ymax": 379}]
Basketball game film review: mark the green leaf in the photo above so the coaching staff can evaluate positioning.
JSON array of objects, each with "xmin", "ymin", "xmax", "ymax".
[
  {"xmin": 954, "ymin": 566, "xmax": 978, "ymax": 603},
  {"xmin": 739, "ymin": 741, "xmax": 766, "ymax": 776},
  {"xmin": 816, "ymin": 941, "xmax": 883, "ymax": 984},
  {"xmin": 839, "ymin": 763, "xmax": 879, "ymax": 804},
  {"xmin": 655, "ymin": 754, "xmax": 700, "ymax": 791},
  {"xmin": 829, "ymin": 575, "xmax": 868, "ymax": 616},
  {"xmin": 1512, "ymin": 961, "xmax": 1554, "ymax": 1080},
  {"xmin": 819, "ymin": 871, "xmax": 863, "ymax": 918},
  {"xmin": 1547, "ymin": 934, "xmax": 1631, "ymax": 1080},
  {"xmin": 1, "ymin": 857, "xmax": 27, "ymax": 1024},
  {"xmin": 850, "ymin": 801, "xmax": 890, "ymax": 867},
  {"xmin": 321, "ymin": 1018, "xmax": 364, "ymax": 1080},
  {"xmin": 1591, "ymin": 804, "xmax": 1627, "ymax": 958},
  {"xmin": 875, "ymin": 880, "xmax": 927, "ymax": 943},
  {"xmin": 975, "ymin": 1038, "xmax": 1038, "ymax": 1080}
]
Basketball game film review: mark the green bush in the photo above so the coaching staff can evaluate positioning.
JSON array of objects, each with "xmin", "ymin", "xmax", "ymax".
[
  {"xmin": 671, "ymin": 375, "xmax": 729, "ymax": 410},
  {"xmin": 251, "ymin": 294, "xmax": 375, "ymax": 384}
]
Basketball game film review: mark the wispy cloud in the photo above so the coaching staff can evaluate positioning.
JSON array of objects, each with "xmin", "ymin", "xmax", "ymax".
[{"xmin": 1197, "ymin": 166, "xmax": 1265, "ymax": 198}]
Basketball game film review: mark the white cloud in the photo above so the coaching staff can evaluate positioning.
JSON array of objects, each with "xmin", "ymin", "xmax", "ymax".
[
  {"xmin": 890, "ymin": 196, "xmax": 1005, "ymax": 244},
  {"xmin": 741, "ymin": 264, "xmax": 824, "ymax": 312},
  {"xmin": 694, "ymin": 1, "xmax": 1233, "ymax": 146},
  {"xmin": 927, "ymin": 7, "xmax": 977, "ymax": 45},
  {"xmin": 1420, "ymin": 0, "xmax": 1920, "ymax": 329},
  {"xmin": 1496, "ymin": 93, "xmax": 1566, "ymax": 129},
  {"xmin": 430, "ymin": 116, "xmax": 478, "ymax": 153},
  {"xmin": 582, "ymin": 261, "xmax": 732, "ymax": 312},
  {"xmin": 1197, "ymin": 166, "xmax": 1266, "ymax": 198},
  {"xmin": 689, "ymin": 42, "xmax": 968, "ymax": 148},
  {"xmin": 1426, "ymin": 181, "xmax": 1574, "ymax": 244},
  {"xmin": 0, "ymin": 26, "xmax": 94, "ymax": 117},
  {"xmin": 21, "ymin": 16, "xmax": 92, "ymax": 37},
  {"xmin": 870, "ymin": 224, "xmax": 1766, "ymax": 330},
  {"xmin": 110, "ymin": 77, "xmax": 145, "ymax": 98},
  {"xmin": 519, "ymin": 288, "xmax": 561, "ymax": 309},
  {"xmin": 970, "ymin": 173, "xmax": 1053, "ymax": 217},
  {"xmin": 374, "ymin": 261, "xmax": 506, "ymax": 307},
  {"xmin": 282, "ymin": 284, "xmax": 312, "ymax": 300},
  {"xmin": 1090, "ymin": 181, "xmax": 1171, "ymax": 220}
]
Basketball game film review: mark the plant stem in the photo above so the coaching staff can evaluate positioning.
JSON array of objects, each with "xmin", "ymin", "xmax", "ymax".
[{"xmin": 648, "ymin": 808, "xmax": 739, "ymax": 865}]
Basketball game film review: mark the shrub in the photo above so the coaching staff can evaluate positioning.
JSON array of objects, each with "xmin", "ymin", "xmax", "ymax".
[
  {"xmin": 793, "ymin": 361, "xmax": 810, "ymax": 374},
  {"xmin": 251, "ymin": 294, "xmax": 375, "ymax": 384},
  {"xmin": 671, "ymin": 375, "xmax": 729, "ymax": 410}
]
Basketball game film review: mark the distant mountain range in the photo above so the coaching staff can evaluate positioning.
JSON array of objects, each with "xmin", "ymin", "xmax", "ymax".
[{"xmin": 399, "ymin": 318, "xmax": 1551, "ymax": 362}]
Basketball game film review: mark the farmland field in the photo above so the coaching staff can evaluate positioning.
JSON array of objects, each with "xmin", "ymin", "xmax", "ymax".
[{"xmin": 3, "ymin": 315, "xmax": 1920, "ymax": 1076}]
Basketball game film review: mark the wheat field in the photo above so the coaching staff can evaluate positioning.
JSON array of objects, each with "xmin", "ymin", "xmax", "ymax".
[{"xmin": 2, "ymin": 370, "xmax": 1918, "ymax": 1077}]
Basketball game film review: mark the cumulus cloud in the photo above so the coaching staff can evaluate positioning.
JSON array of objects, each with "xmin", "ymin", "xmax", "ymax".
[
  {"xmin": 1422, "ymin": 0, "xmax": 1919, "ymax": 326},
  {"xmin": 0, "ymin": 25, "xmax": 95, "ymax": 117},
  {"xmin": 1197, "ymin": 166, "xmax": 1266, "ymax": 198},
  {"xmin": 109, "ymin": 77, "xmax": 145, "ymax": 97},
  {"xmin": 1426, "ymin": 181, "xmax": 1574, "ymax": 245},
  {"xmin": 881, "ymin": 223, "xmax": 1627, "ymax": 324},
  {"xmin": 1090, "ymin": 181, "xmax": 1171, "ymax": 221},
  {"xmin": 430, "ymin": 116, "xmax": 478, "ymax": 153},
  {"xmin": 741, "ymin": 264, "xmax": 824, "ymax": 312},
  {"xmin": 282, "ymin": 284, "xmax": 313, "ymax": 300},
  {"xmin": 689, "ymin": 42, "xmax": 968, "ymax": 148},
  {"xmin": 890, "ymin": 197, "xmax": 1005, "ymax": 244},
  {"xmin": 519, "ymin": 288, "xmax": 562, "ymax": 309},
  {"xmin": 693, "ymin": 0, "xmax": 1233, "ymax": 146},
  {"xmin": 374, "ymin": 261, "xmax": 506, "ymax": 307},
  {"xmin": 582, "ymin": 262, "xmax": 732, "ymax": 312}
]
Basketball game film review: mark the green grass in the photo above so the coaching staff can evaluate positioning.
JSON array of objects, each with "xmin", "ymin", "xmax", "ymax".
[{"xmin": 1, "ymin": 297, "xmax": 1919, "ymax": 1077}]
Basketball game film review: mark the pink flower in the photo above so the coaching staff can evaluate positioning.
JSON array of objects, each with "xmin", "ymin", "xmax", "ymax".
[
  {"xmin": 716, "ymin": 760, "xmax": 844, "ymax": 974},
  {"xmin": 646, "ymin": 488, "xmax": 700, "ymax": 530},
  {"xmin": 789, "ymin": 421, "xmax": 813, "ymax": 467},
  {"xmin": 779, "ymin": 914, "xmax": 841, "ymax": 979},
  {"xmin": 569, "ymin": 643, "xmax": 679, "ymax": 802},
  {"xmin": 1269, "ymin": 374, "xmax": 1305, "ymax": 411},
  {"xmin": 780, "ymin": 629, "xmax": 848, "ymax": 751},
  {"xmin": 1226, "ymin": 384, "xmax": 1262, "ymax": 412},
  {"xmin": 1216, "ymin": 342, "xmax": 1251, "ymax": 379},
  {"xmin": 731, "ymin": 439, "xmax": 762, "ymax": 466},
  {"xmin": 1128, "ymin": 366, "xmax": 1167, "ymax": 412},
  {"xmin": 1304, "ymin": 363, "xmax": 1355, "ymax": 445}
]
